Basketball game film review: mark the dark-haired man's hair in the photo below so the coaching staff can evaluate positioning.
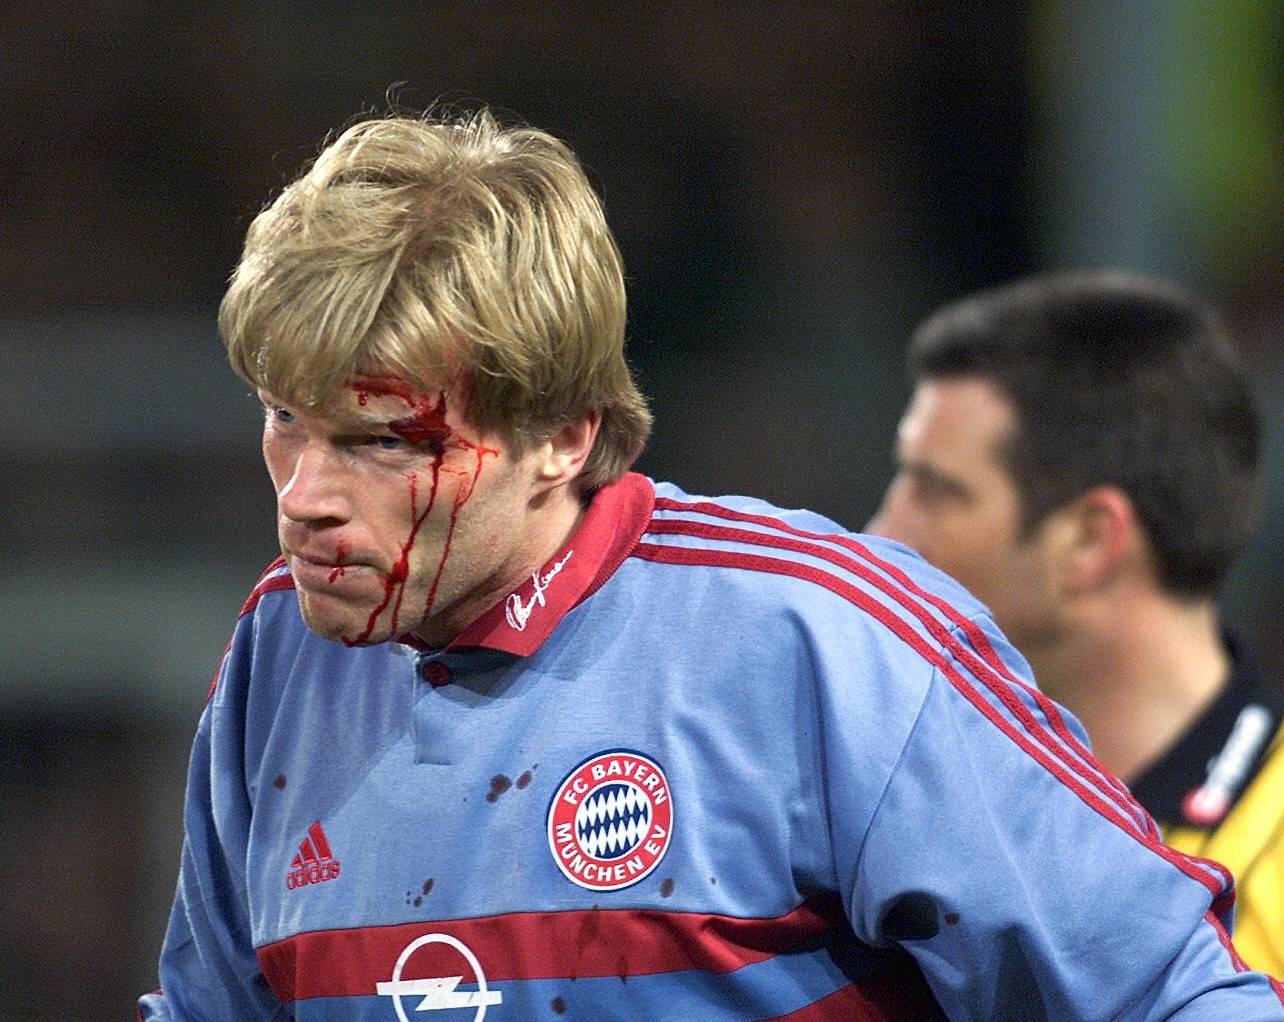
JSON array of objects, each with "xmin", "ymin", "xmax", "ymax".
[{"xmin": 909, "ymin": 271, "xmax": 1261, "ymax": 598}]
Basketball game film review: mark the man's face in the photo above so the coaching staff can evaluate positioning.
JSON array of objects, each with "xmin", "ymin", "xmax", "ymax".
[
  {"xmin": 260, "ymin": 376, "xmax": 543, "ymax": 647},
  {"xmin": 868, "ymin": 376, "xmax": 1064, "ymax": 651}
]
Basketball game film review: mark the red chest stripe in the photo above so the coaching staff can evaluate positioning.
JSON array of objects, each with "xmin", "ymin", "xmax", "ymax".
[
  {"xmin": 257, "ymin": 898, "xmax": 850, "ymax": 1003},
  {"xmin": 760, "ymin": 953, "xmax": 939, "ymax": 1021}
]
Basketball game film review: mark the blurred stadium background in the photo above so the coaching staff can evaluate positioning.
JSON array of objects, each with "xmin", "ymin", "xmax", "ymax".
[{"xmin": 1, "ymin": 3, "xmax": 1281, "ymax": 1017}]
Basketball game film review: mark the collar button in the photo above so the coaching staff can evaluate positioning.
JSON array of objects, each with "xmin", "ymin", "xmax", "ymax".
[{"xmin": 421, "ymin": 662, "xmax": 451, "ymax": 687}]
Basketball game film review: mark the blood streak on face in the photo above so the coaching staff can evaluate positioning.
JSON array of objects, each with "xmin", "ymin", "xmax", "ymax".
[
  {"xmin": 342, "ymin": 377, "xmax": 498, "ymax": 646},
  {"xmin": 327, "ymin": 541, "xmax": 351, "ymax": 583}
]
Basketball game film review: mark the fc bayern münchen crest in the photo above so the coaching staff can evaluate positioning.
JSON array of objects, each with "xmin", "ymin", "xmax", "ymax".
[{"xmin": 547, "ymin": 749, "xmax": 674, "ymax": 891}]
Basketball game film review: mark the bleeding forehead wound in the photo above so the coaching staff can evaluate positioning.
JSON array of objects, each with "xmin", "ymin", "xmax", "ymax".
[
  {"xmin": 351, "ymin": 377, "xmax": 454, "ymax": 448},
  {"xmin": 390, "ymin": 397, "xmax": 452, "ymax": 446}
]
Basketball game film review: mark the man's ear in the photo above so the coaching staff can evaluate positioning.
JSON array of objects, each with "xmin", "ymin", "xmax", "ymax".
[
  {"xmin": 534, "ymin": 411, "xmax": 600, "ymax": 490},
  {"xmin": 1056, "ymin": 486, "xmax": 1142, "ymax": 595}
]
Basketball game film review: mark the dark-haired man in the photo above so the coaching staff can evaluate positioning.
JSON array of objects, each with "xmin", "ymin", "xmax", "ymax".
[{"xmin": 870, "ymin": 270, "xmax": 1284, "ymax": 974}]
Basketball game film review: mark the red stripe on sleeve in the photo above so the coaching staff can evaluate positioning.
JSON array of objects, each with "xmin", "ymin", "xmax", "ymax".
[
  {"xmin": 651, "ymin": 500, "xmax": 1156, "ymax": 841},
  {"xmin": 1200, "ymin": 907, "xmax": 1282, "ymax": 1005},
  {"xmin": 239, "ymin": 557, "xmax": 293, "ymax": 617},
  {"xmin": 206, "ymin": 634, "xmax": 234, "ymax": 703},
  {"xmin": 632, "ymin": 541, "xmax": 1229, "ymax": 905},
  {"xmin": 1203, "ymin": 909, "xmax": 1249, "ymax": 973},
  {"xmin": 209, "ymin": 557, "xmax": 292, "ymax": 700}
]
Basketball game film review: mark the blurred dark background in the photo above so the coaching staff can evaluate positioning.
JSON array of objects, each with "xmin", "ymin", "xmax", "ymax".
[{"xmin": 1, "ymin": 4, "xmax": 1281, "ymax": 1018}]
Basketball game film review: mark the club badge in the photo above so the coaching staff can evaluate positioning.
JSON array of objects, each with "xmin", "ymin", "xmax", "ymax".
[{"xmin": 547, "ymin": 749, "xmax": 674, "ymax": 891}]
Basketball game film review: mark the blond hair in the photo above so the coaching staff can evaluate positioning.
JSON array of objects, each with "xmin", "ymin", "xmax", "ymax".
[{"xmin": 220, "ymin": 109, "xmax": 651, "ymax": 489}]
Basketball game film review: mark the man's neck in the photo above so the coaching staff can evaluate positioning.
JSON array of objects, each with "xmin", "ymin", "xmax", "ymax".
[
  {"xmin": 1027, "ymin": 592, "xmax": 1230, "ymax": 783},
  {"xmin": 412, "ymin": 485, "xmax": 588, "ymax": 648}
]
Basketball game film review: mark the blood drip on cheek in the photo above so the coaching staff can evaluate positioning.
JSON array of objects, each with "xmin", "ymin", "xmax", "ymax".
[
  {"xmin": 419, "ymin": 437, "xmax": 496, "ymax": 628},
  {"xmin": 341, "ymin": 381, "xmax": 498, "ymax": 646}
]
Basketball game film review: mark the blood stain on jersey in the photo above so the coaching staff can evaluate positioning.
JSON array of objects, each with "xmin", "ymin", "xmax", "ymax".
[
  {"xmin": 575, "ymin": 906, "xmax": 600, "ymax": 953},
  {"xmin": 881, "ymin": 891, "xmax": 940, "ymax": 941},
  {"xmin": 273, "ymin": 774, "xmax": 287, "ymax": 790},
  {"xmin": 547, "ymin": 749, "xmax": 674, "ymax": 891},
  {"xmin": 659, "ymin": 878, "xmax": 675, "ymax": 898},
  {"xmin": 486, "ymin": 774, "xmax": 513, "ymax": 802}
]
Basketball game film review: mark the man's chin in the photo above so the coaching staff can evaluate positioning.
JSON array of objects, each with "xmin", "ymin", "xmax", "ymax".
[{"xmin": 296, "ymin": 593, "xmax": 393, "ymax": 647}]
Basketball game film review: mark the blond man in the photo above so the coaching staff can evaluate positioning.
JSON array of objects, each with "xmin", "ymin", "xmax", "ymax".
[{"xmin": 142, "ymin": 115, "xmax": 1284, "ymax": 1021}]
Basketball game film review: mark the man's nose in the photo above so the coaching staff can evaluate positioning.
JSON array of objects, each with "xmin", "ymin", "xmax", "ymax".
[{"xmin": 278, "ymin": 443, "xmax": 351, "ymax": 526}]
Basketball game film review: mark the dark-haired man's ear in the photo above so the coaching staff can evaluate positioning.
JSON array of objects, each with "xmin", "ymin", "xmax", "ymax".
[
  {"xmin": 534, "ymin": 410, "xmax": 600, "ymax": 490},
  {"xmin": 1059, "ymin": 486, "xmax": 1141, "ymax": 595}
]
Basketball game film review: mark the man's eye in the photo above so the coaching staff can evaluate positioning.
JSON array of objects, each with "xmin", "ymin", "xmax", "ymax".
[
  {"xmin": 910, "ymin": 478, "xmax": 945, "ymax": 504},
  {"xmin": 372, "ymin": 435, "xmax": 407, "ymax": 450},
  {"xmin": 908, "ymin": 475, "xmax": 965, "ymax": 509},
  {"xmin": 271, "ymin": 406, "xmax": 295, "ymax": 423}
]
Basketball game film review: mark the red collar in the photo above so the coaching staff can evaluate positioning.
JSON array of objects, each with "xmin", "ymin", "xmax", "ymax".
[{"xmin": 442, "ymin": 472, "xmax": 655, "ymax": 656}]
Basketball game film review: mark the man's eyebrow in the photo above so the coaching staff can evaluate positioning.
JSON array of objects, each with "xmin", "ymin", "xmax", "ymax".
[
  {"xmin": 898, "ymin": 459, "xmax": 974, "ymax": 500},
  {"xmin": 255, "ymin": 391, "xmax": 402, "ymax": 431},
  {"xmin": 343, "ymin": 407, "xmax": 406, "ymax": 430}
]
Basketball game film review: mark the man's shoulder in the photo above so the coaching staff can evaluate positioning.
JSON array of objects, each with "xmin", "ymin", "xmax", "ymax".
[
  {"xmin": 640, "ymin": 483, "xmax": 1034, "ymax": 725},
  {"xmin": 637, "ymin": 483, "xmax": 1017, "ymax": 702},
  {"xmin": 237, "ymin": 555, "xmax": 298, "ymax": 619},
  {"xmin": 644, "ymin": 482, "xmax": 993, "ymax": 623},
  {"xmin": 650, "ymin": 482, "xmax": 848, "ymax": 536},
  {"xmin": 209, "ymin": 557, "xmax": 330, "ymax": 692}
]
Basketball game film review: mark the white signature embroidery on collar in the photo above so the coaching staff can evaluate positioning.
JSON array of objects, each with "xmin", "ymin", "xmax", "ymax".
[{"xmin": 504, "ymin": 550, "xmax": 575, "ymax": 632}]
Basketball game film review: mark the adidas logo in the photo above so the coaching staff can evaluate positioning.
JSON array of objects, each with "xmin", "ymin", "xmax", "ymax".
[{"xmin": 286, "ymin": 820, "xmax": 342, "ymax": 890}]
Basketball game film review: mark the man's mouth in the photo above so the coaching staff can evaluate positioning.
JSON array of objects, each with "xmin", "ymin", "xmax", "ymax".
[{"xmin": 288, "ymin": 551, "xmax": 376, "ymax": 587}]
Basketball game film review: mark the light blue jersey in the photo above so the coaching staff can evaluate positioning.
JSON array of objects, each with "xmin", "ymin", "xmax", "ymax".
[{"xmin": 140, "ymin": 474, "xmax": 1284, "ymax": 1020}]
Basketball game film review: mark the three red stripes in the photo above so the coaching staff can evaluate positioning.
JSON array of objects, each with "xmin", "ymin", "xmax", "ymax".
[{"xmin": 644, "ymin": 499, "xmax": 1243, "ymax": 942}]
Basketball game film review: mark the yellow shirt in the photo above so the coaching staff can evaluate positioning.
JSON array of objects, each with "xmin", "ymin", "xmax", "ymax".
[{"xmin": 1162, "ymin": 724, "xmax": 1284, "ymax": 977}]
